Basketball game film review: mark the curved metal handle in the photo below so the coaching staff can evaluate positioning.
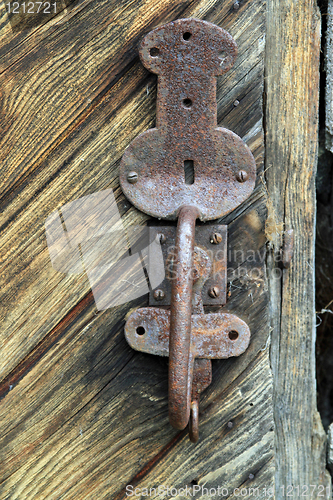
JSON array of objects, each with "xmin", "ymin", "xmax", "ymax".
[
  {"xmin": 169, "ymin": 206, "xmax": 199, "ymax": 430},
  {"xmin": 119, "ymin": 18, "xmax": 255, "ymax": 443}
]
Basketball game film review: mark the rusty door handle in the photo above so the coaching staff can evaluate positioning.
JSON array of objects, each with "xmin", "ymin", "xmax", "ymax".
[
  {"xmin": 169, "ymin": 205, "xmax": 199, "ymax": 430},
  {"xmin": 119, "ymin": 18, "xmax": 256, "ymax": 442}
]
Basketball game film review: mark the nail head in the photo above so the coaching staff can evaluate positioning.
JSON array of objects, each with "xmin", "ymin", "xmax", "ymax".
[
  {"xmin": 236, "ymin": 170, "xmax": 248, "ymax": 183},
  {"xmin": 210, "ymin": 232, "xmax": 223, "ymax": 245},
  {"xmin": 153, "ymin": 289, "xmax": 165, "ymax": 301},
  {"xmin": 208, "ymin": 286, "xmax": 220, "ymax": 298},
  {"xmin": 127, "ymin": 171, "xmax": 138, "ymax": 184}
]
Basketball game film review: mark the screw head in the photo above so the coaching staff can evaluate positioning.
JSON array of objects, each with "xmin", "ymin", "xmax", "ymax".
[
  {"xmin": 159, "ymin": 233, "xmax": 166, "ymax": 244},
  {"xmin": 127, "ymin": 171, "xmax": 138, "ymax": 184},
  {"xmin": 153, "ymin": 289, "xmax": 165, "ymax": 301},
  {"xmin": 210, "ymin": 232, "xmax": 222, "ymax": 245},
  {"xmin": 236, "ymin": 170, "xmax": 248, "ymax": 183},
  {"xmin": 233, "ymin": 99, "xmax": 240, "ymax": 107},
  {"xmin": 208, "ymin": 286, "xmax": 220, "ymax": 298},
  {"xmin": 227, "ymin": 421, "xmax": 234, "ymax": 429},
  {"xmin": 233, "ymin": 1, "xmax": 240, "ymax": 9},
  {"xmin": 249, "ymin": 473, "xmax": 255, "ymax": 480}
]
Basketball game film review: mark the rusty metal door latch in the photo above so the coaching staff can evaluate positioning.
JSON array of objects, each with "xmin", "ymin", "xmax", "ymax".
[{"xmin": 119, "ymin": 18, "xmax": 256, "ymax": 442}]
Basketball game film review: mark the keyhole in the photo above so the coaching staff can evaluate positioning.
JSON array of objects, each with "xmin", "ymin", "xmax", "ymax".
[{"xmin": 184, "ymin": 160, "xmax": 194, "ymax": 185}]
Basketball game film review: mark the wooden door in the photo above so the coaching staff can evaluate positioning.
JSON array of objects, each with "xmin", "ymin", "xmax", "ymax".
[{"xmin": 0, "ymin": 0, "xmax": 330, "ymax": 498}]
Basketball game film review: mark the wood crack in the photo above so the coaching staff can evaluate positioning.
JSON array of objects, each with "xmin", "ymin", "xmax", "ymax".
[
  {"xmin": 0, "ymin": 291, "xmax": 95, "ymax": 395},
  {"xmin": 113, "ymin": 432, "xmax": 184, "ymax": 500},
  {"xmin": 0, "ymin": 55, "xmax": 139, "ymax": 216}
]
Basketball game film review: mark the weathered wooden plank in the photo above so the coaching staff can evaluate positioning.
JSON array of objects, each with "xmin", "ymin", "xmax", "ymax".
[
  {"xmin": 326, "ymin": 0, "xmax": 333, "ymax": 151},
  {"xmin": 0, "ymin": 197, "xmax": 273, "ymax": 499},
  {"xmin": 0, "ymin": 0, "xmax": 193, "ymax": 209},
  {"xmin": 0, "ymin": 301, "xmax": 174, "ymax": 499},
  {"xmin": 114, "ymin": 352, "xmax": 274, "ymax": 500},
  {"xmin": 0, "ymin": 0, "xmax": 273, "ymax": 497},
  {"xmin": 0, "ymin": 0, "xmax": 77, "ymax": 43},
  {"xmin": 0, "ymin": 0, "xmax": 265, "ymax": 381},
  {"xmin": 265, "ymin": 0, "xmax": 330, "ymax": 494},
  {"xmin": 0, "ymin": 348, "xmax": 273, "ymax": 500},
  {"xmin": 0, "ymin": 0, "xmax": 73, "ymax": 65}
]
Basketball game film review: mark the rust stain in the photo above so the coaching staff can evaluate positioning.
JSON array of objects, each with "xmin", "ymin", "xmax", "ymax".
[
  {"xmin": 119, "ymin": 18, "xmax": 256, "ymax": 222},
  {"xmin": 120, "ymin": 18, "xmax": 254, "ymax": 441}
]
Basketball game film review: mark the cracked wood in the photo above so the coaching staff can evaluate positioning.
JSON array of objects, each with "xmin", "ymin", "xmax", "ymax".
[{"xmin": 0, "ymin": 0, "xmax": 273, "ymax": 498}]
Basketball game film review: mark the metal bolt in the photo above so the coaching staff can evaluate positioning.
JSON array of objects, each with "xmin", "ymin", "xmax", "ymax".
[
  {"xmin": 236, "ymin": 170, "xmax": 248, "ymax": 183},
  {"xmin": 227, "ymin": 421, "xmax": 233, "ymax": 429},
  {"xmin": 127, "ymin": 171, "xmax": 138, "ymax": 184},
  {"xmin": 210, "ymin": 232, "xmax": 222, "ymax": 245},
  {"xmin": 233, "ymin": 99, "xmax": 240, "ymax": 107},
  {"xmin": 159, "ymin": 233, "xmax": 166, "ymax": 244},
  {"xmin": 208, "ymin": 286, "xmax": 220, "ymax": 298},
  {"xmin": 153, "ymin": 289, "xmax": 165, "ymax": 301},
  {"xmin": 233, "ymin": 1, "xmax": 240, "ymax": 10},
  {"xmin": 249, "ymin": 474, "xmax": 255, "ymax": 480}
]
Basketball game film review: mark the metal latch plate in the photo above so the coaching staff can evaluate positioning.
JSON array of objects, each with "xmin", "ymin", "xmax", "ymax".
[
  {"xmin": 148, "ymin": 224, "xmax": 227, "ymax": 306},
  {"xmin": 125, "ymin": 308, "xmax": 250, "ymax": 358}
]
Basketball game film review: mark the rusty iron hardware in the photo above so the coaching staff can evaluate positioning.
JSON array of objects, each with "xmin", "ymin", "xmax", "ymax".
[
  {"xmin": 119, "ymin": 18, "xmax": 256, "ymax": 442},
  {"xmin": 148, "ymin": 225, "xmax": 228, "ymax": 307}
]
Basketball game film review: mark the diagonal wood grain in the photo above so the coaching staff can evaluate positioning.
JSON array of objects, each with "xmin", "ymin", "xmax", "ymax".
[
  {"xmin": 0, "ymin": 0, "xmax": 273, "ymax": 498},
  {"xmin": 0, "ymin": 0, "xmax": 265, "ymax": 380},
  {"xmin": 0, "ymin": 197, "xmax": 274, "ymax": 499},
  {"xmin": 0, "ymin": 0, "xmax": 193, "ymax": 208}
]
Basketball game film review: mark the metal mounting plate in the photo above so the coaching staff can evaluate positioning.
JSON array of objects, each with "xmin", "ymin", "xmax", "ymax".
[
  {"xmin": 119, "ymin": 18, "xmax": 256, "ymax": 221},
  {"xmin": 119, "ymin": 18, "xmax": 253, "ymax": 440},
  {"xmin": 148, "ymin": 224, "xmax": 227, "ymax": 306},
  {"xmin": 125, "ymin": 308, "xmax": 250, "ymax": 358}
]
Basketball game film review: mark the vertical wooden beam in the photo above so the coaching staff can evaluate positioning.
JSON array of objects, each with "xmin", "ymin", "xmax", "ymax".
[
  {"xmin": 326, "ymin": 0, "xmax": 333, "ymax": 151},
  {"xmin": 265, "ymin": 0, "xmax": 331, "ymax": 495}
]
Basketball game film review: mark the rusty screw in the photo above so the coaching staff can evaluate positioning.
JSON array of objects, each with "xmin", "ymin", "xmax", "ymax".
[
  {"xmin": 208, "ymin": 286, "xmax": 220, "ymax": 298},
  {"xmin": 236, "ymin": 170, "xmax": 248, "ymax": 183},
  {"xmin": 153, "ymin": 289, "xmax": 165, "ymax": 301},
  {"xmin": 233, "ymin": 1, "xmax": 240, "ymax": 10},
  {"xmin": 159, "ymin": 233, "xmax": 166, "ymax": 244},
  {"xmin": 210, "ymin": 232, "xmax": 222, "ymax": 245},
  {"xmin": 127, "ymin": 171, "xmax": 138, "ymax": 184}
]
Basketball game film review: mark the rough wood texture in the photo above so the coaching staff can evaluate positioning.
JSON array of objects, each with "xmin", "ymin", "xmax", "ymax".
[
  {"xmin": 266, "ymin": 0, "xmax": 331, "ymax": 494},
  {"xmin": 326, "ymin": 0, "xmax": 333, "ymax": 151},
  {"xmin": 0, "ymin": 0, "xmax": 272, "ymax": 498}
]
